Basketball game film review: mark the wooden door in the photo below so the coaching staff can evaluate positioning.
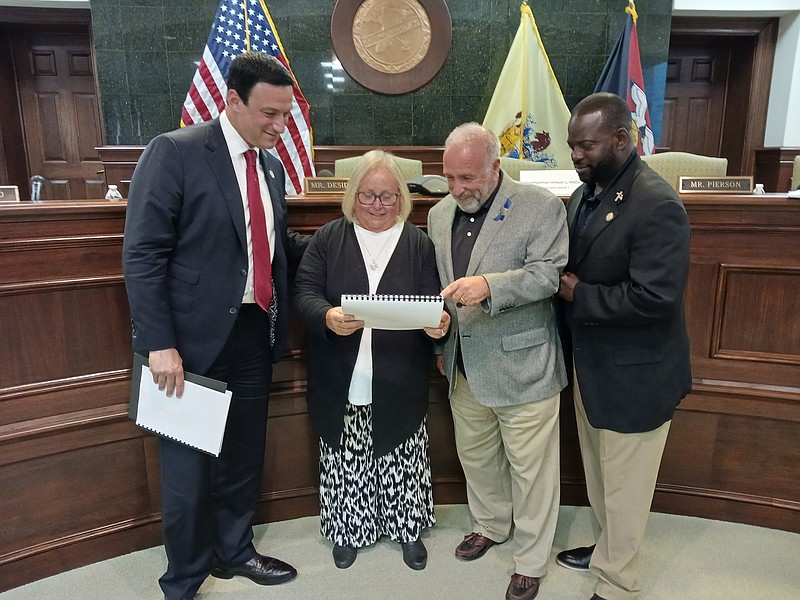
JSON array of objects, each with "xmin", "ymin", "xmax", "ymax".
[
  {"xmin": 12, "ymin": 30, "xmax": 104, "ymax": 200},
  {"xmin": 662, "ymin": 41, "xmax": 730, "ymax": 156}
]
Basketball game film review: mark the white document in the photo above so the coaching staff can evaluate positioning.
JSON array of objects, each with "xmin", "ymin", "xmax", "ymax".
[
  {"xmin": 519, "ymin": 169, "xmax": 583, "ymax": 196},
  {"xmin": 134, "ymin": 367, "xmax": 232, "ymax": 456},
  {"xmin": 341, "ymin": 294, "xmax": 444, "ymax": 330}
]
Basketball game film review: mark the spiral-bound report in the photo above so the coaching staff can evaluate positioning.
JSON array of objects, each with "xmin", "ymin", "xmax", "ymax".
[
  {"xmin": 341, "ymin": 294, "xmax": 443, "ymax": 330},
  {"xmin": 128, "ymin": 353, "xmax": 232, "ymax": 456}
]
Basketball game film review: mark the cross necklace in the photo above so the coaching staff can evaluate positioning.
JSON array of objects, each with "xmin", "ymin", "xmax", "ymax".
[{"xmin": 355, "ymin": 224, "xmax": 394, "ymax": 271}]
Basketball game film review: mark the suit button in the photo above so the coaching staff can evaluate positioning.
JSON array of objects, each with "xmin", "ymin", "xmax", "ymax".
[
  {"xmin": 240, "ymin": 269, "xmax": 247, "ymax": 276},
  {"xmin": 229, "ymin": 307, "xmax": 237, "ymax": 315}
]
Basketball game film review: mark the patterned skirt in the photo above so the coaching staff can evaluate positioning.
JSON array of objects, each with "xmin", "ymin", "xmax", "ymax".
[{"xmin": 318, "ymin": 402, "xmax": 436, "ymax": 548}]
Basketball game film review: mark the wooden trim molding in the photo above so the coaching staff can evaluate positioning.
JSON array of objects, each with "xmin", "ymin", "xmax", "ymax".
[{"xmin": 97, "ymin": 146, "xmax": 446, "ymax": 197}]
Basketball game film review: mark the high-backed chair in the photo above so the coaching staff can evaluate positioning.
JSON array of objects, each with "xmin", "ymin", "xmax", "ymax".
[
  {"xmin": 334, "ymin": 156, "xmax": 423, "ymax": 180},
  {"xmin": 792, "ymin": 155, "xmax": 800, "ymax": 190},
  {"xmin": 641, "ymin": 151, "xmax": 728, "ymax": 190},
  {"xmin": 499, "ymin": 156, "xmax": 548, "ymax": 181}
]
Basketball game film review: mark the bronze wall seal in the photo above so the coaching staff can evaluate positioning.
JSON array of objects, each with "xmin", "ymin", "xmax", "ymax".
[
  {"xmin": 352, "ymin": 0, "xmax": 432, "ymax": 74},
  {"xmin": 331, "ymin": 0, "xmax": 452, "ymax": 95}
]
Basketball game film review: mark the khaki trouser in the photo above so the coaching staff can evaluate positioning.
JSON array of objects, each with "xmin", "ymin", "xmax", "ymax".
[
  {"xmin": 573, "ymin": 372, "xmax": 671, "ymax": 600},
  {"xmin": 450, "ymin": 369, "xmax": 561, "ymax": 577}
]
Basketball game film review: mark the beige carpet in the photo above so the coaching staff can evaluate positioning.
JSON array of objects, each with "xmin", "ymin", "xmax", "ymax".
[{"xmin": 2, "ymin": 505, "xmax": 798, "ymax": 599}]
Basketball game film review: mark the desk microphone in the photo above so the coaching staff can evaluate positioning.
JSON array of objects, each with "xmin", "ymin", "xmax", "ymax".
[{"xmin": 30, "ymin": 175, "xmax": 45, "ymax": 202}]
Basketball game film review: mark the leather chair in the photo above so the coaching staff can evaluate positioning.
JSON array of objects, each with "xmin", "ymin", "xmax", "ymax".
[
  {"xmin": 641, "ymin": 151, "xmax": 728, "ymax": 190},
  {"xmin": 792, "ymin": 155, "xmax": 800, "ymax": 190},
  {"xmin": 499, "ymin": 156, "xmax": 548, "ymax": 181},
  {"xmin": 334, "ymin": 155, "xmax": 423, "ymax": 180}
]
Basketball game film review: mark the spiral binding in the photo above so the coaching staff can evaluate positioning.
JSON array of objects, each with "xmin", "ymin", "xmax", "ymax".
[{"xmin": 341, "ymin": 294, "xmax": 444, "ymax": 302}]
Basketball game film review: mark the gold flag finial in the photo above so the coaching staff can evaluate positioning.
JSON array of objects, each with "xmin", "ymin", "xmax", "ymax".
[{"xmin": 626, "ymin": 0, "xmax": 639, "ymax": 23}]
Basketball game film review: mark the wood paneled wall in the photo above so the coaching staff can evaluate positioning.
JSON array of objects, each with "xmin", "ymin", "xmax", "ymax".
[
  {"xmin": 754, "ymin": 147, "xmax": 800, "ymax": 192},
  {"xmin": 1, "ymin": 190, "xmax": 798, "ymax": 592}
]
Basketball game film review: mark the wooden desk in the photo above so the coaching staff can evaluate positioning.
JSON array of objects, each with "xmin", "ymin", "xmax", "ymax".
[{"xmin": 1, "ymin": 194, "xmax": 798, "ymax": 591}]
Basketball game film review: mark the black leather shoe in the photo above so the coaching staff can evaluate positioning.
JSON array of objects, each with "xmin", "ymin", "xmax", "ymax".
[
  {"xmin": 211, "ymin": 553, "xmax": 297, "ymax": 585},
  {"xmin": 401, "ymin": 539, "xmax": 427, "ymax": 570},
  {"xmin": 556, "ymin": 545, "xmax": 594, "ymax": 571},
  {"xmin": 332, "ymin": 544, "xmax": 357, "ymax": 569}
]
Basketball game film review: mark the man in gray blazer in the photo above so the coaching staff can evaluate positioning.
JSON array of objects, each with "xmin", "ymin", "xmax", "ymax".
[
  {"xmin": 123, "ymin": 52, "xmax": 307, "ymax": 600},
  {"xmin": 427, "ymin": 123, "xmax": 569, "ymax": 600}
]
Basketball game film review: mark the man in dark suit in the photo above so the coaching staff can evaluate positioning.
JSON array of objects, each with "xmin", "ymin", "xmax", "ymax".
[
  {"xmin": 556, "ymin": 93, "xmax": 692, "ymax": 600},
  {"xmin": 122, "ymin": 52, "xmax": 307, "ymax": 600}
]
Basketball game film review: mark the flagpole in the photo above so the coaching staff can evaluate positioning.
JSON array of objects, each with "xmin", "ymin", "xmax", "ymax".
[
  {"xmin": 244, "ymin": 0, "xmax": 251, "ymax": 51},
  {"xmin": 519, "ymin": 2, "xmax": 528, "ymax": 159}
]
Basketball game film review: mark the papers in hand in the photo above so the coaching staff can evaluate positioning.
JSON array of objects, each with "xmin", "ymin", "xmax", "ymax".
[
  {"xmin": 341, "ymin": 294, "xmax": 444, "ymax": 330},
  {"xmin": 128, "ymin": 354, "xmax": 232, "ymax": 456}
]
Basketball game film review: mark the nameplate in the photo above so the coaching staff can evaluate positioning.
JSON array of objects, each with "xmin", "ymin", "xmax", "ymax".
[
  {"xmin": 679, "ymin": 176, "xmax": 753, "ymax": 194},
  {"xmin": 0, "ymin": 185, "xmax": 20, "ymax": 202},
  {"xmin": 305, "ymin": 177, "xmax": 349, "ymax": 195},
  {"xmin": 519, "ymin": 169, "xmax": 583, "ymax": 196}
]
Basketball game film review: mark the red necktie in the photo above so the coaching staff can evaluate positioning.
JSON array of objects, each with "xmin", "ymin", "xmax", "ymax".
[{"xmin": 244, "ymin": 149, "xmax": 273, "ymax": 311}]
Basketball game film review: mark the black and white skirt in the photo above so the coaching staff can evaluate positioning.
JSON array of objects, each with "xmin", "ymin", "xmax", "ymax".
[{"xmin": 318, "ymin": 402, "xmax": 436, "ymax": 548}]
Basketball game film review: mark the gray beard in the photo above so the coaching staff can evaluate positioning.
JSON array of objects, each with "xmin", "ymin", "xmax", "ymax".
[{"xmin": 455, "ymin": 196, "xmax": 482, "ymax": 213}]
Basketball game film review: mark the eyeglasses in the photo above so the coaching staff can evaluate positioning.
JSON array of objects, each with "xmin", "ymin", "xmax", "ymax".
[{"xmin": 356, "ymin": 191, "xmax": 399, "ymax": 206}]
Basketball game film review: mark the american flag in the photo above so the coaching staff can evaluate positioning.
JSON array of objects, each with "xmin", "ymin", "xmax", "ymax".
[{"xmin": 181, "ymin": 0, "xmax": 315, "ymax": 195}]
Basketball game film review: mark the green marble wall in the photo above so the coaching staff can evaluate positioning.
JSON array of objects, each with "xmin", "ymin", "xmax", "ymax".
[{"xmin": 90, "ymin": 0, "xmax": 673, "ymax": 146}]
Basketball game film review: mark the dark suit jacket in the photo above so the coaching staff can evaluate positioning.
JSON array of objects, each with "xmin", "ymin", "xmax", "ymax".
[
  {"xmin": 561, "ymin": 155, "xmax": 692, "ymax": 433},
  {"xmin": 122, "ymin": 118, "xmax": 307, "ymax": 375},
  {"xmin": 294, "ymin": 218, "xmax": 440, "ymax": 457}
]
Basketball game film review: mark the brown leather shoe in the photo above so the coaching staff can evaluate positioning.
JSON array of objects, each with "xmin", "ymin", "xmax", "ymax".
[
  {"xmin": 454, "ymin": 532, "xmax": 497, "ymax": 560},
  {"xmin": 505, "ymin": 573, "xmax": 540, "ymax": 600}
]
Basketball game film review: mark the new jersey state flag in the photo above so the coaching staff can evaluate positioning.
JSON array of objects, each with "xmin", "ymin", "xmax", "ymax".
[
  {"xmin": 181, "ymin": 0, "xmax": 314, "ymax": 196},
  {"xmin": 482, "ymin": 2, "xmax": 572, "ymax": 169},
  {"xmin": 594, "ymin": 0, "xmax": 654, "ymax": 155}
]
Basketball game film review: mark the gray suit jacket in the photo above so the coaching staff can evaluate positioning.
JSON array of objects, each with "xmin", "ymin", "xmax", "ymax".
[{"xmin": 427, "ymin": 173, "xmax": 569, "ymax": 406}]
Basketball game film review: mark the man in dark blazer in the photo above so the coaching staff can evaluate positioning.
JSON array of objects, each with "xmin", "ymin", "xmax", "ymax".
[
  {"xmin": 122, "ymin": 52, "xmax": 307, "ymax": 600},
  {"xmin": 427, "ymin": 123, "xmax": 569, "ymax": 600},
  {"xmin": 556, "ymin": 93, "xmax": 692, "ymax": 600}
]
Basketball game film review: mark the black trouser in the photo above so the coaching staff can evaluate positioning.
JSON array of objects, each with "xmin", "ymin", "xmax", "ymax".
[{"xmin": 159, "ymin": 304, "xmax": 272, "ymax": 600}]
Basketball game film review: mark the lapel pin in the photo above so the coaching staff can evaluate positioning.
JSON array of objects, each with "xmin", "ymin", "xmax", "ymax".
[
  {"xmin": 269, "ymin": 169, "xmax": 275, "ymax": 179},
  {"xmin": 615, "ymin": 191, "xmax": 624, "ymax": 203},
  {"xmin": 605, "ymin": 212, "xmax": 615, "ymax": 222},
  {"xmin": 493, "ymin": 198, "xmax": 512, "ymax": 221}
]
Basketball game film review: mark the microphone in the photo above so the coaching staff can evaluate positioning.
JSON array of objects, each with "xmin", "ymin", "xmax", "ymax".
[
  {"xmin": 317, "ymin": 169, "xmax": 334, "ymax": 178},
  {"xmin": 30, "ymin": 175, "xmax": 46, "ymax": 202}
]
